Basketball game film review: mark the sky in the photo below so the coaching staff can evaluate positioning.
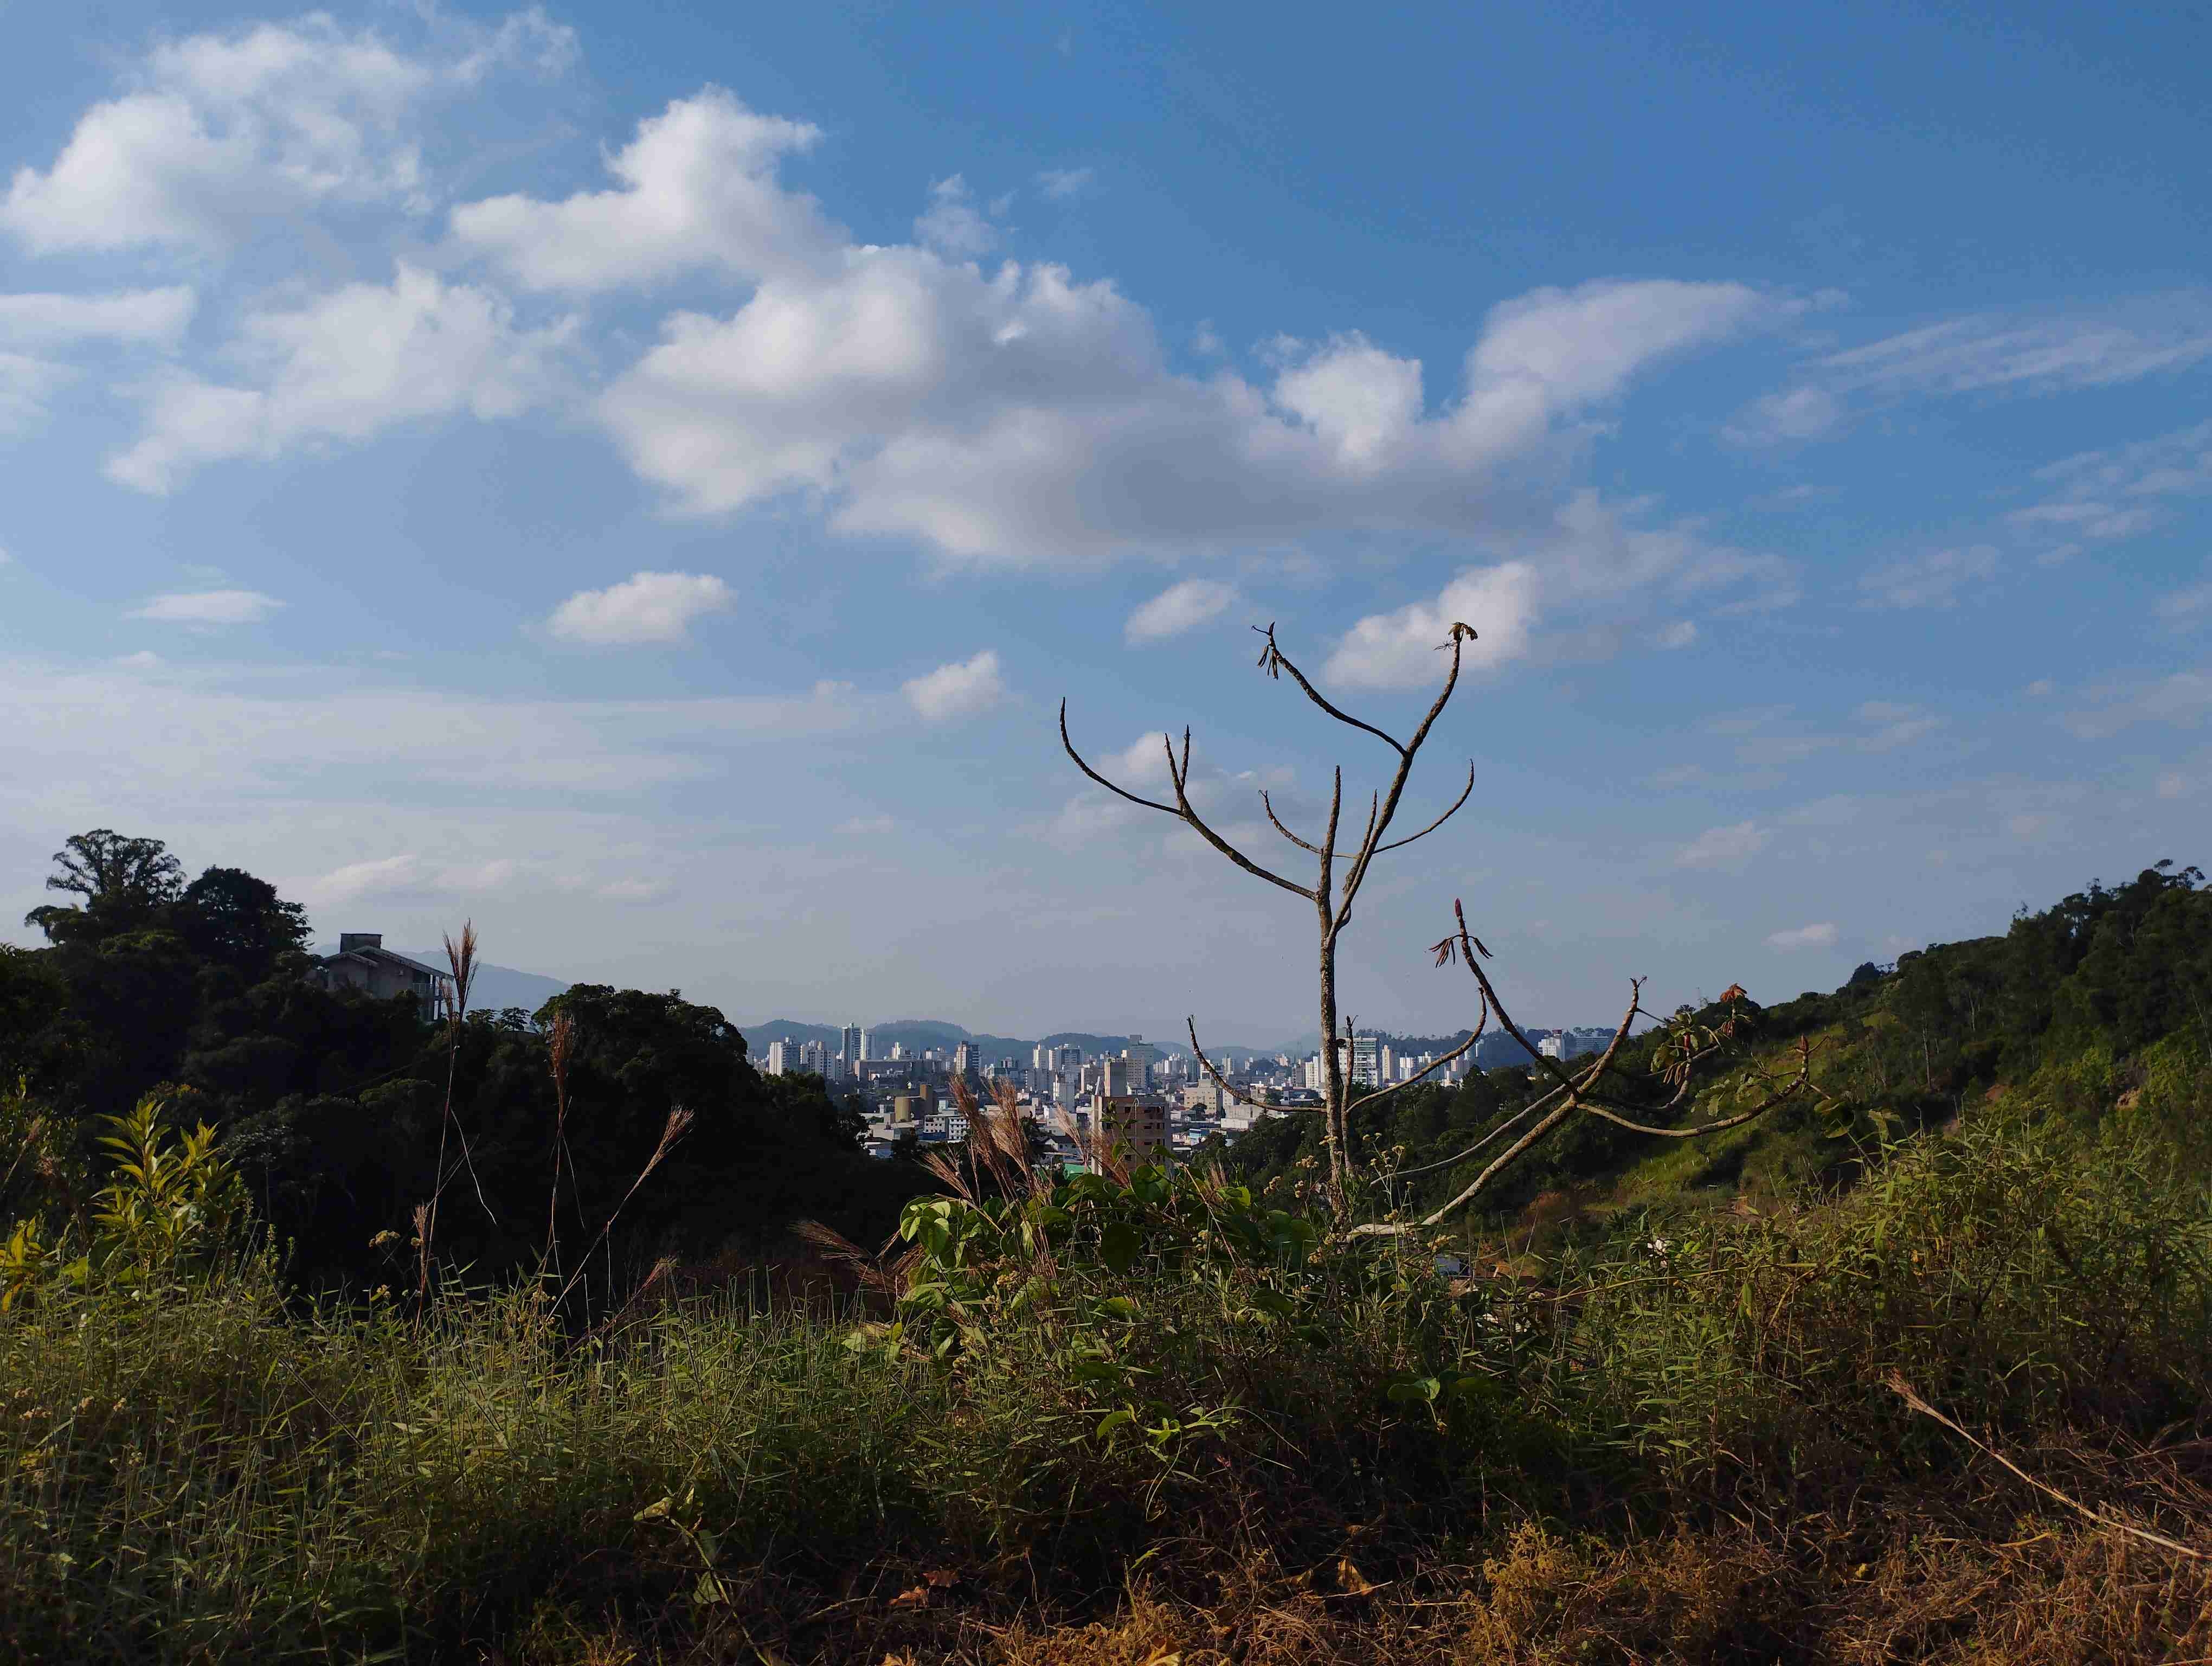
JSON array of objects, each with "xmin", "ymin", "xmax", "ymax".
[{"xmin": 2, "ymin": 0, "xmax": 2209, "ymax": 1041}]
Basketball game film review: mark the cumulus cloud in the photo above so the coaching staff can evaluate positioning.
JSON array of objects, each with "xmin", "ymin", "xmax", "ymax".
[
  {"xmin": 448, "ymin": 86, "xmax": 833, "ymax": 292},
  {"xmin": 1324, "ymin": 562, "xmax": 1540, "ymax": 688},
  {"xmin": 1859, "ymin": 544, "xmax": 1999, "ymax": 609},
  {"xmin": 547, "ymin": 571, "xmax": 734, "ymax": 646},
  {"xmin": 913, "ymin": 175, "xmax": 997, "ymax": 258},
  {"xmin": 1766, "ymin": 921, "xmax": 1837, "ymax": 950},
  {"xmin": 130, "ymin": 588, "xmax": 284, "ymax": 626},
  {"xmin": 1324, "ymin": 491, "xmax": 1785, "ymax": 686},
  {"xmin": 106, "ymin": 265, "xmax": 574, "ymax": 492},
  {"xmin": 1, "ymin": 10, "xmax": 573, "ymax": 254},
  {"xmin": 556, "ymin": 95, "xmax": 1793, "ymax": 568},
  {"xmin": 1037, "ymin": 167, "xmax": 1094, "ymax": 200},
  {"xmin": 1676, "ymin": 821, "xmax": 1770, "ymax": 868},
  {"xmin": 903, "ymin": 650, "xmax": 1005, "ymax": 721},
  {"xmin": 1126, "ymin": 578, "xmax": 1237, "ymax": 644}
]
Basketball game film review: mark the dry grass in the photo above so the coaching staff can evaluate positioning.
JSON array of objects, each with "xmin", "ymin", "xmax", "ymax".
[{"xmin": 494, "ymin": 1515, "xmax": 2212, "ymax": 1664}]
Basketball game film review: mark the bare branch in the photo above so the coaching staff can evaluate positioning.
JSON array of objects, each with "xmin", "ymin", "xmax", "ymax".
[
  {"xmin": 1448, "ymin": 898, "xmax": 1626, "ymax": 1098},
  {"xmin": 1373, "ymin": 760, "xmax": 1476, "ymax": 855},
  {"xmin": 1343, "ymin": 986, "xmax": 1491, "ymax": 1117},
  {"xmin": 1161, "ymin": 727, "xmax": 1318, "ymax": 902},
  {"xmin": 1255, "ymin": 623, "xmax": 1410, "ymax": 756},
  {"xmin": 1334, "ymin": 630, "xmax": 1473, "ymax": 926},
  {"xmin": 1347, "ymin": 973, "xmax": 1643, "ymax": 1238},
  {"xmin": 1059, "ymin": 700, "xmax": 1179, "ymax": 817},
  {"xmin": 1261, "ymin": 762, "xmax": 1473, "ymax": 860},
  {"xmin": 1060, "ymin": 699, "xmax": 1314, "ymax": 901},
  {"xmin": 1186, "ymin": 1017, "xmax": 1316, "ymax": 1116},
  {"xmin": 1259, "ymin": 789, "xmax": 1327, "ymax": 855},
  {"xmin": 1574, "ymin": 1037, "xmax": 1814, "ymax": 1138},
  {"xmin": 1886, "ymin": 1373, "xmax": 2210, "ymax": 1561}
]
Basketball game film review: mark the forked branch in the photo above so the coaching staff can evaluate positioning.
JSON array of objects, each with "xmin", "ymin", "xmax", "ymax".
[{"xmin": 1348, "ymin": 900, "xmax": 1820, "ymax": 1237}]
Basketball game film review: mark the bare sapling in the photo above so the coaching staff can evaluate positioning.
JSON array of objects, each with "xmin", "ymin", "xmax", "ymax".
[
  {"xmin": 1062, "ymin": 621, "xmax": 1478, "ymax": 1212},
  {"xmin": 1340, "ymin": 899, "xmax": 1822, "ymax": 1238}
]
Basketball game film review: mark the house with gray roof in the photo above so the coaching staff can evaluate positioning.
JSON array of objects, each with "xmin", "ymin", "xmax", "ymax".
[{"xmin": 309, "ymin": 933, "xmax": 453, "ymax": 1015}]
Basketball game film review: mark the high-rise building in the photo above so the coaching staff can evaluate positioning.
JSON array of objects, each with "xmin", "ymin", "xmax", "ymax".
[
  {"xmin": 1102, "ymin": 1057, "xmax": 1144, "ymax": 1097},
  {"xmin": 1352, "ymin": 1034, "xmax": 1382, "ymax": 1086},
  {"xmin": 840, "ymin": 1023, "xmax": 863, "ymax": 1079},
  {"xmin": 766, "ymin": 1039, "xmax": 797, "ymax": 1076},
  {"xmin": 1095, "ymin": 1092, "xmax": 1169, "ymax": 1169}
]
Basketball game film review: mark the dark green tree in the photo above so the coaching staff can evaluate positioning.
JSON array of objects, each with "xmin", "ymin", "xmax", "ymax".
[
  {"xmin": 173, "ymin": 866, "xmax": 312, "ymax": 983},
  {"xmin": 24, "ymin": 829, "xmax": 185, "ymax": 944}
]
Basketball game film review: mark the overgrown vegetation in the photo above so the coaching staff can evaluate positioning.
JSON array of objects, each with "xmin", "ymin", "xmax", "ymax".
[{"xmin": 5, "ymin": 854, "xmax": 2212, "ymax": 1661}]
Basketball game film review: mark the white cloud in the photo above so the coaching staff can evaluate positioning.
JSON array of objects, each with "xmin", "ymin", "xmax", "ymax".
[
  {"xmin": 106, "ymin": 264, "xmax": 574, "ymax": 493},
  {"xmin": 1855, "ymin": 701, "xmax": 1941, "ymax": 751},
  {"xmin": 2, "ymin": 11, "xmax": 571, "ymax": 255},
  {"xmin": 2157, "ymin": 772, "xmax": 2192, "ymax": 799},
  {"xmin": 0, "ymin": 289, "xmax": 196, "ymax": 345},
  {"xmin": 1324, "ymin": 562, "xmax": 1540, "ymax": 688},
  {"xmin": 2062, "ymin": 670, "xmax": 2212, "ymax": 738},
  {"xmin": 557, "ymin": 99, "xmax": 1796, "ymax": 568},
  {"xmin": 1323, "ymin": 491, "xmax": 1785, "ymax": 686},
  {"xmin": 1765, "ymin": 921, "xmax": 1837, "ymax": 950},
  {"xmin": 597, "ymin": 876, "xmax": 671, "ymax": 902},
  {"xmin": 0, "ymin": 353, "xmax": 75, "ymax": 437},
  {"xmin": 2011, "ymin": 420, "xmax": 2212, "ymax": 554},
  {"xmin": 1126, "ymin": 579, "xmax": 1237, "ymax": 644},
  {"xmin": 1859, "ymin": 544, "xmax": 1999, "ymax": 609},
  {"xmin": 130, "ymin": 588, "xmax": 284, "ymax": 626},
  {"xmin": 0, "ymin": 653, "xmax": 868, "ymax": 810},
  {"xmin": 1722, "ymin": 384, "xmax": 1841, "ymax": 446},
  {"xmin": 902, "ymin": 650, "xmax": 1005, "ymax": 722},
  {"xmin": 2159, "ymin": 580, "xmax": 2212, "ymax": 624},
  {"xmin": 1654, "ymin": 620, "xmax": 1699, "ymax": 650},
  {"xmin": 1728, "ymin": 302, "xmax": 2212, "ymax": 449},
  {"xmin": 1817, "ymin": 298, "xmax": 2212, "ymax": 400},
  {"xmin": 547, "ymin": 571, "xmax": 734, "ymax": 646},
  {"xmin": 448, "ymin": 86, "xmax": 833, "ymax": 292},
  {"xmin": 913, "ymin": 175, "xmax": 997, "ymax": 258},
  {"xmin": 298, "ymin": 853, "xmax": 422, "ymax": 906},
  {"xmin": 838, "ymin": 814, "xmax": 896, "ymax": 836},
  {"xmin": 1676, "ymin": 821, "xmax": 1770, "ymax": 868},
  {"xmin": 1037, "ymin": 167, "xmax": 1094, "ymax": 200}
]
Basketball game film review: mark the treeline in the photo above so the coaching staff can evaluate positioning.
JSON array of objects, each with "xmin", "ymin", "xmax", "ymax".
[
  {"xmin": 1223, "ymin": 861, "xmax": 2212, "ymax": 1222},
  {"xmin": 1, "ymin": 830, "xmax": 927, "ymax": 1291}
]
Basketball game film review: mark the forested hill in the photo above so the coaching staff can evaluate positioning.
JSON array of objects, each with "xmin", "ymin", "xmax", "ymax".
[
  {"xmin": 3, "ymin": 830, "xmax": 927, "ymax": 1293},
  {"xmin": 1222, "ymin": 861, "xmax": 2212, "ymax": 1227}
]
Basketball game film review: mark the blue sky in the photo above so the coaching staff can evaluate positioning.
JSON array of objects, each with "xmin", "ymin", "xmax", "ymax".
[{"xmin": 3, "ymin": 0, "xmax": 2208, "ymax": 1040}]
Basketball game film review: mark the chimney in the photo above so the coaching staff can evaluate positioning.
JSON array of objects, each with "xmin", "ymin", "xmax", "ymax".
[{"xmin": 338, "ymin": 932, "xmax": 382, "ymax": 954}]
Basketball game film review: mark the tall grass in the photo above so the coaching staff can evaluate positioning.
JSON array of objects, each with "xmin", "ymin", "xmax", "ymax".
[{"xmin": 4, "ymin": 1100, "xmax": 2210, "ymax": 1662}]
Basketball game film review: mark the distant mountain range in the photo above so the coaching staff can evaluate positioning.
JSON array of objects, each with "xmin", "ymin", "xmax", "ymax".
[{"xmin": 392, "ymin": 953, "xmax": 571, "ymax": 1017}]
